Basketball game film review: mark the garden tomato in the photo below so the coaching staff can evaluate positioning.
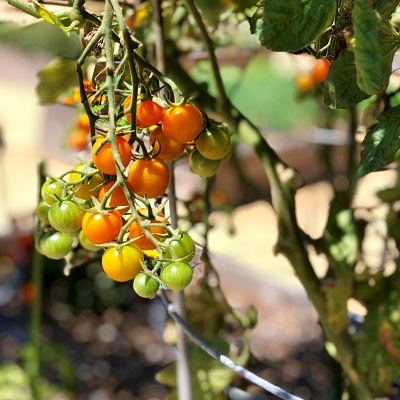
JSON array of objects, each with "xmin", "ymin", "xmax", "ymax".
[
  {"xmin": 92, "ymin": 137, "xmax": 132, "ymax": 175},
  {"xmin": 78, "ymin": 229, "xmax": 100, "ymax": 251},
  {"xmin": 311, "ymin": 58, "xmax": 331, "ymax": 82},
  {"xmin": 98, "ymin": 179, "xmax": 130, "ymax": 214},
  {"xmin": 129, "ymin": 208, "xmax": 167, "ymax": 250},
  {"xmin": 163, "ymin": 231, "xmax": 196, "ymax": 262},
  {"xmin": 189, "ymin": 149, "xmax": 220, "ymax": 178},
  {"xmin": 81, "ymin": 210, "xmax": 122, "ymax": 244},
  {"xmin": 127, "ymin": 157, "xmax": 170, "ymax": 198},
  {"xmin": 161, "ymin": 104, "xmax": 204, "ymax": 144},
  {"xmin": 78, "ymin": 113, "xmax": 90, "ymax": 131},
  {"xmin": 38, "ymin": 231, "xmax": 73, "ymax": 260},
  {"xmin": 196, "ymin": 126, "xmax": 231, "ymax": 160},
  {"xmin": 160, "ymin": 261, "xmax": 193, "ymax": 292},
  {"xmin": 136, "ymin": 99, "xmax": 165, "ymax": 126},
  {"xmin": 133, "ymin": 272, "xmax": 160, "ymax": 298},
  {"xmin": 69, "ymin": 163, "xmax": 104, "ymax": 200},
  {"xmin": 123, "ymin": 95, "xmax": 149, "ymax": 128},
  {"xmin": 102, "ymin": 244, "xmax": 144, "ymax": 282},
  {"xmin": 48, "ymin": 200, "xmax": 85, "ymax": 233},
  {"xmin": 295, "ymin": 72, "xmax": 315, "ymax": 93},
  {"xmin": 41, "ymin": 179, "xmax": 63, "ymax": 205},
  {"xmin": 149, "ymin": 126, "xmax": 185, "ymax": 161},
  {"xmin": 68, "ymin": 129, "xmax": 88, "ymax": 151},
  {"xmin": 36, "ymin": 201, "xmax": 51, "ymax": 224}
]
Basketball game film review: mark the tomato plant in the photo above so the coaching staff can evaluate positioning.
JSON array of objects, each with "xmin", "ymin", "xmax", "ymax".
[
  {"xmin": 126, "ymin": 157, "xmax": 170, "ymax": 198},
  {"xmin": 163, "ymin": 231, "xmax": 196, "ymax": 262},
  {"xmin": 161, "ymin": 104, "xmax": 204, "ymax": 144},
  {"xmin": 102, "ymin": 244, "xmax": 144, "ymax": 282},
  {"xmin": 38, "ymin": 231, "xmax": 73, "ymax": 260},
  {"xmin": 81, "ymin": 210, "xmax": 122, "ymax": 244},
  {"xmin": 149, "ymin": 126, "xmax": 186, "ymax": 161},
  {"xmin": 133, "ymin": 272, "xmax": 160, "ymax": 298},
  {"xmin": 92, "ymin": 137, "xmax": 132, "ymax": 175},
  {"xmin": 123, "ymin": 94, "xmax": 149, "ymax": 128},
  {"xmin": 160, "ymin": 261, "xmax": 193, "ymax": 292},
  {"xmin": 69, "ymin": 163, "xmax": 104, "ymax": 200},
  {"xmin": 196, "ymin": 126, "xmax": 231, "ymax": 160},
  {"xmin": 48, "ymin": 200, "xmax": 85, "ymax": 233},
  {"xmin": 128, "ymin": 208, "xmax": 167, "ymax": 250},
  {"xmin": 189, "ymin": 149, "xmax": 220, "ymax": 178},
  {"xmin": 136, "ymin": 99, "xmax": 165, "ymax": 126},
  {"xmin": 98, "ymin": 179, "xmax": 130, "ymax": 214}
]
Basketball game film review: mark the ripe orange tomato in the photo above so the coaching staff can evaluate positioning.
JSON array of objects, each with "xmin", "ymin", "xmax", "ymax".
[
  {"xmin": 81, "ymin": 210, "xmax": 122, "ymax": 244},
  {"xmin": 123, "ymin": 95, "xmax": 149, "ymax": 128},
  {"xmin": 127, "ymin": 157, "xmax": 170, "ymax": 198},
  {"xmin": 129, "ymin": 208, "xmax": 167, "ymax": 250},
  {"xmin": 295, "ymin": 72, "xmax": 315, "ymax": 93},
  {"xmin": 68, "ymin": 129, "xmax": 88, "ymax": 151},
  {"xmin": 92, "ymin": 137, "xmax": 132, "ymax": 175},
  {"xmin": 137, "ymin": 99, "xmax": 165, "ymax": 126},
  {"xmin": 149, "ymin": 126, "xmax": 185, "ymax": 161},
  {"xmin": 102, "ymin": 244, "xmax": 144, "ymax": 282},
  {"xmin": 78, "ymin": 113, "xmax": 90, "ymax": 132},
  {"xmin": 161, "ymin": 104, "xmax": 204, "ymax": 144},
  {"xmin": 311, "ymin": 58, "xmax": 331, "ymax": 82},
  {"xmin": 98, "ymin": 179, "xmax": 130, "ymax": 214}
]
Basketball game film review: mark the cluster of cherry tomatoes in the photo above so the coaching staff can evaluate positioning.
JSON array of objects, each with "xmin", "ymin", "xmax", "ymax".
[
  {"xmin": 295, "ymin": 57, "xmax": 331, "ymax": 93},
  {"xmin": 35, "ymin": 86, "xmax": 233, "ymax": 298}
]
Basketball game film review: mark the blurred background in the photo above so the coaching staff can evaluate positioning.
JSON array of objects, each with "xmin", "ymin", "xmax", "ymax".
[{"xmin": 0, "ymin": 1, "xmax": 394, "ymax": 399}]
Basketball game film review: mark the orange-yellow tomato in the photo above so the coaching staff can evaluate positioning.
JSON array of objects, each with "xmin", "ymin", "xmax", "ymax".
[
  {"xmin": 98, "ymin": 179, "xmax": 130, "ymax": 214},
  {"xmin": 149, "ymin": 126, "xmax": 185, "ymax": 161}
]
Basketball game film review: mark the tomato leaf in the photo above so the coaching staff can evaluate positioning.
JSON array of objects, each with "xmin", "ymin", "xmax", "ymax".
[
  {"xmin": 36, "ymin": 56, "xmax": 78, "ymax": 104},
  {"xmin": 355, "ymin": 287, "xmax": 400, "ymax": 393},
  {"xmin": 250, "ymin": 0, "xmax": 337, "ymax": 51},
  {"xmin": 324, "ymin": 50, "xmax": 370, "ymax": 109},
  {"xmin": 352, "ymin": 0, "xmax": 381, "ymax": 95},
  {"xmin": 32, "ymin": 0, "xmax": 58, "ymax": 25},
  {"xmin": 373, "ymin": 0, "xmax": 400, "ymax": 18},
  {"xmin": 357, "ymin": 105, "xmax": 400, "ymax": 178}
]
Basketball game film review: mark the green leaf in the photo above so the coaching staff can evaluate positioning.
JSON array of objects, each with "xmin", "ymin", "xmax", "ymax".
[
  {"xmin": 250, "ymin": 0, "xmax": 337, "ymax": 51},
  {"xmin": 32, "ymin": 0, "xmax": 58, "ymax": 25},
  {"xmin": 324, "ymin": 50, "xmax": 370, "ymax": 109},
  {"xmin": 355, "ymin": 289, "xmax": 400, "ymax": 392},
  {"xmin": 374, "ymin": 0, "xmax": 400, "ymax": 18},
  {"xmin": 36, "ymin": 56, "xmax": 78, "ymax": 104},
  {"xmin": 353, "ymin": 0, "xmax": 381, "ymax": 94},
  {"xmin": 357, "ymin": 104, "xmax": 400, "ymax": 178}
]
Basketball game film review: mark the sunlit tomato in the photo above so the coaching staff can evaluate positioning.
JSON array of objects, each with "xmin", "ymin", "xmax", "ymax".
[
  {"xmin": 78, "ymin": 113, "xmax": 90, "ymax": 131},
  {"xmin": 78, "ymin": 229, "xmax": 101, "ymax": 252},
  {"xmin": 48, "ymin": 200, "xmax": 85, "ymax": 233},
  {"xmin": 161, "ymin": 104, "xmax": 204, "ymax": 144},
  {"xmin": 149, "ymin": 126, "xmax": 185, "ymax": 161},
  {"xmin": 102, "ymin": 244, "xmax": 144, "ymax": 282},
  {"xmin": 136, "ymin": 99, "xmax": 165, "ymax": 126},
  {"xmin": 295, "ymin": 72, "xmax": 315, "ymax": 93},
  {"xmin": 38, "ymin": 231, "xmax": 73, "ymax": 260},
  {"xmin": 196, "ymin": 126, "xmax": 231, "ymax": 160},
  {"xmin": 133, "ymin": 272, "xmax": 159, "ymax": 298},
  {"xmin": 98, "ymin": 179, "xmax": 130, "ymax": 214},
  {"xmin": 311, "ymin": 58, "xmax": 331, "ymax": 82},
  {"xmin": 163, "ymin": 231, "xmax": 196, "ymax": 262},
  {"xmin": 160, "ymin": 261, "xmax": 193, "ymax": 292},
  {"xmin": 91, "ymin": 137, "xmax": 132, "ymax": 175},
  {"xmin": 129, "ymin": 208, "xmax": 167, "ymax": 250},
  {"xmin": 189, "ymin": 149, "xmax": 220, "ymax": 178},
  {"xmin": 123, "ymin": 95, "xmax": 149, "ymax": 128},
  {"xmin": 41, "ymin": 179, "xmax": 63, "ymax": 205},
  {"xmin": 68, "ymin": 129, "xmax": 89, "ymax": 151},
  {"xmin": 127, "ymin": 157, "xmax": 170, "ymax": 198},
  {"xmin": 69, "ymin": 163, "xmax": 104, "ymax": 200},
  {"xmin": 81, "ymin": 210, "xmax": 122, "ymax": 244},
  {"xmin": 36, "ymin": 201, "xmax": 51, "ymax": 224}
]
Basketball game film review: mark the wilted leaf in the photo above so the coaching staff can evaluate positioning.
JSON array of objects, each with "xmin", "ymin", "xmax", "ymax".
[{"xmin": 251, "ymin": 0, "xmax": 337, "ymax": 51}]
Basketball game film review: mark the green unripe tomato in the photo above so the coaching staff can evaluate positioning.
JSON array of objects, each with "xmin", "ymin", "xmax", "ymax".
[
  {"xmin": 78, "ymin": 230, "xmax": 100, "ymax": 252},
  {"xmin": 189, "ymin": 149, "xmax": 220, "ymax": 178},
  {"xmin": 36, "ymin": 201, "xmax": 51, "ymax": 224},
  {"xmin": 41, "ymin": 179, "xmax": 63, "ymax": 205},
  {"xmin": 160, "ymin": 261, "xmax": 193, "ymax": 292},
  {"xmin": 163, "ymin": 231, "xmax": 196, "ymax": 262},
  {"xmin": 48, "ymin": 200, "xmax": 85, "ymax": 233},
  {"xmin": 38, "ymin": 231, "xmax": 73, "ymax": 260},
  {"xmin": 196, "ymin": 126, "xmax": 231, "ymax": 160},
  {"xmin": 133, "ymin": 273, "xmax": 160, "ymax": 298}
]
